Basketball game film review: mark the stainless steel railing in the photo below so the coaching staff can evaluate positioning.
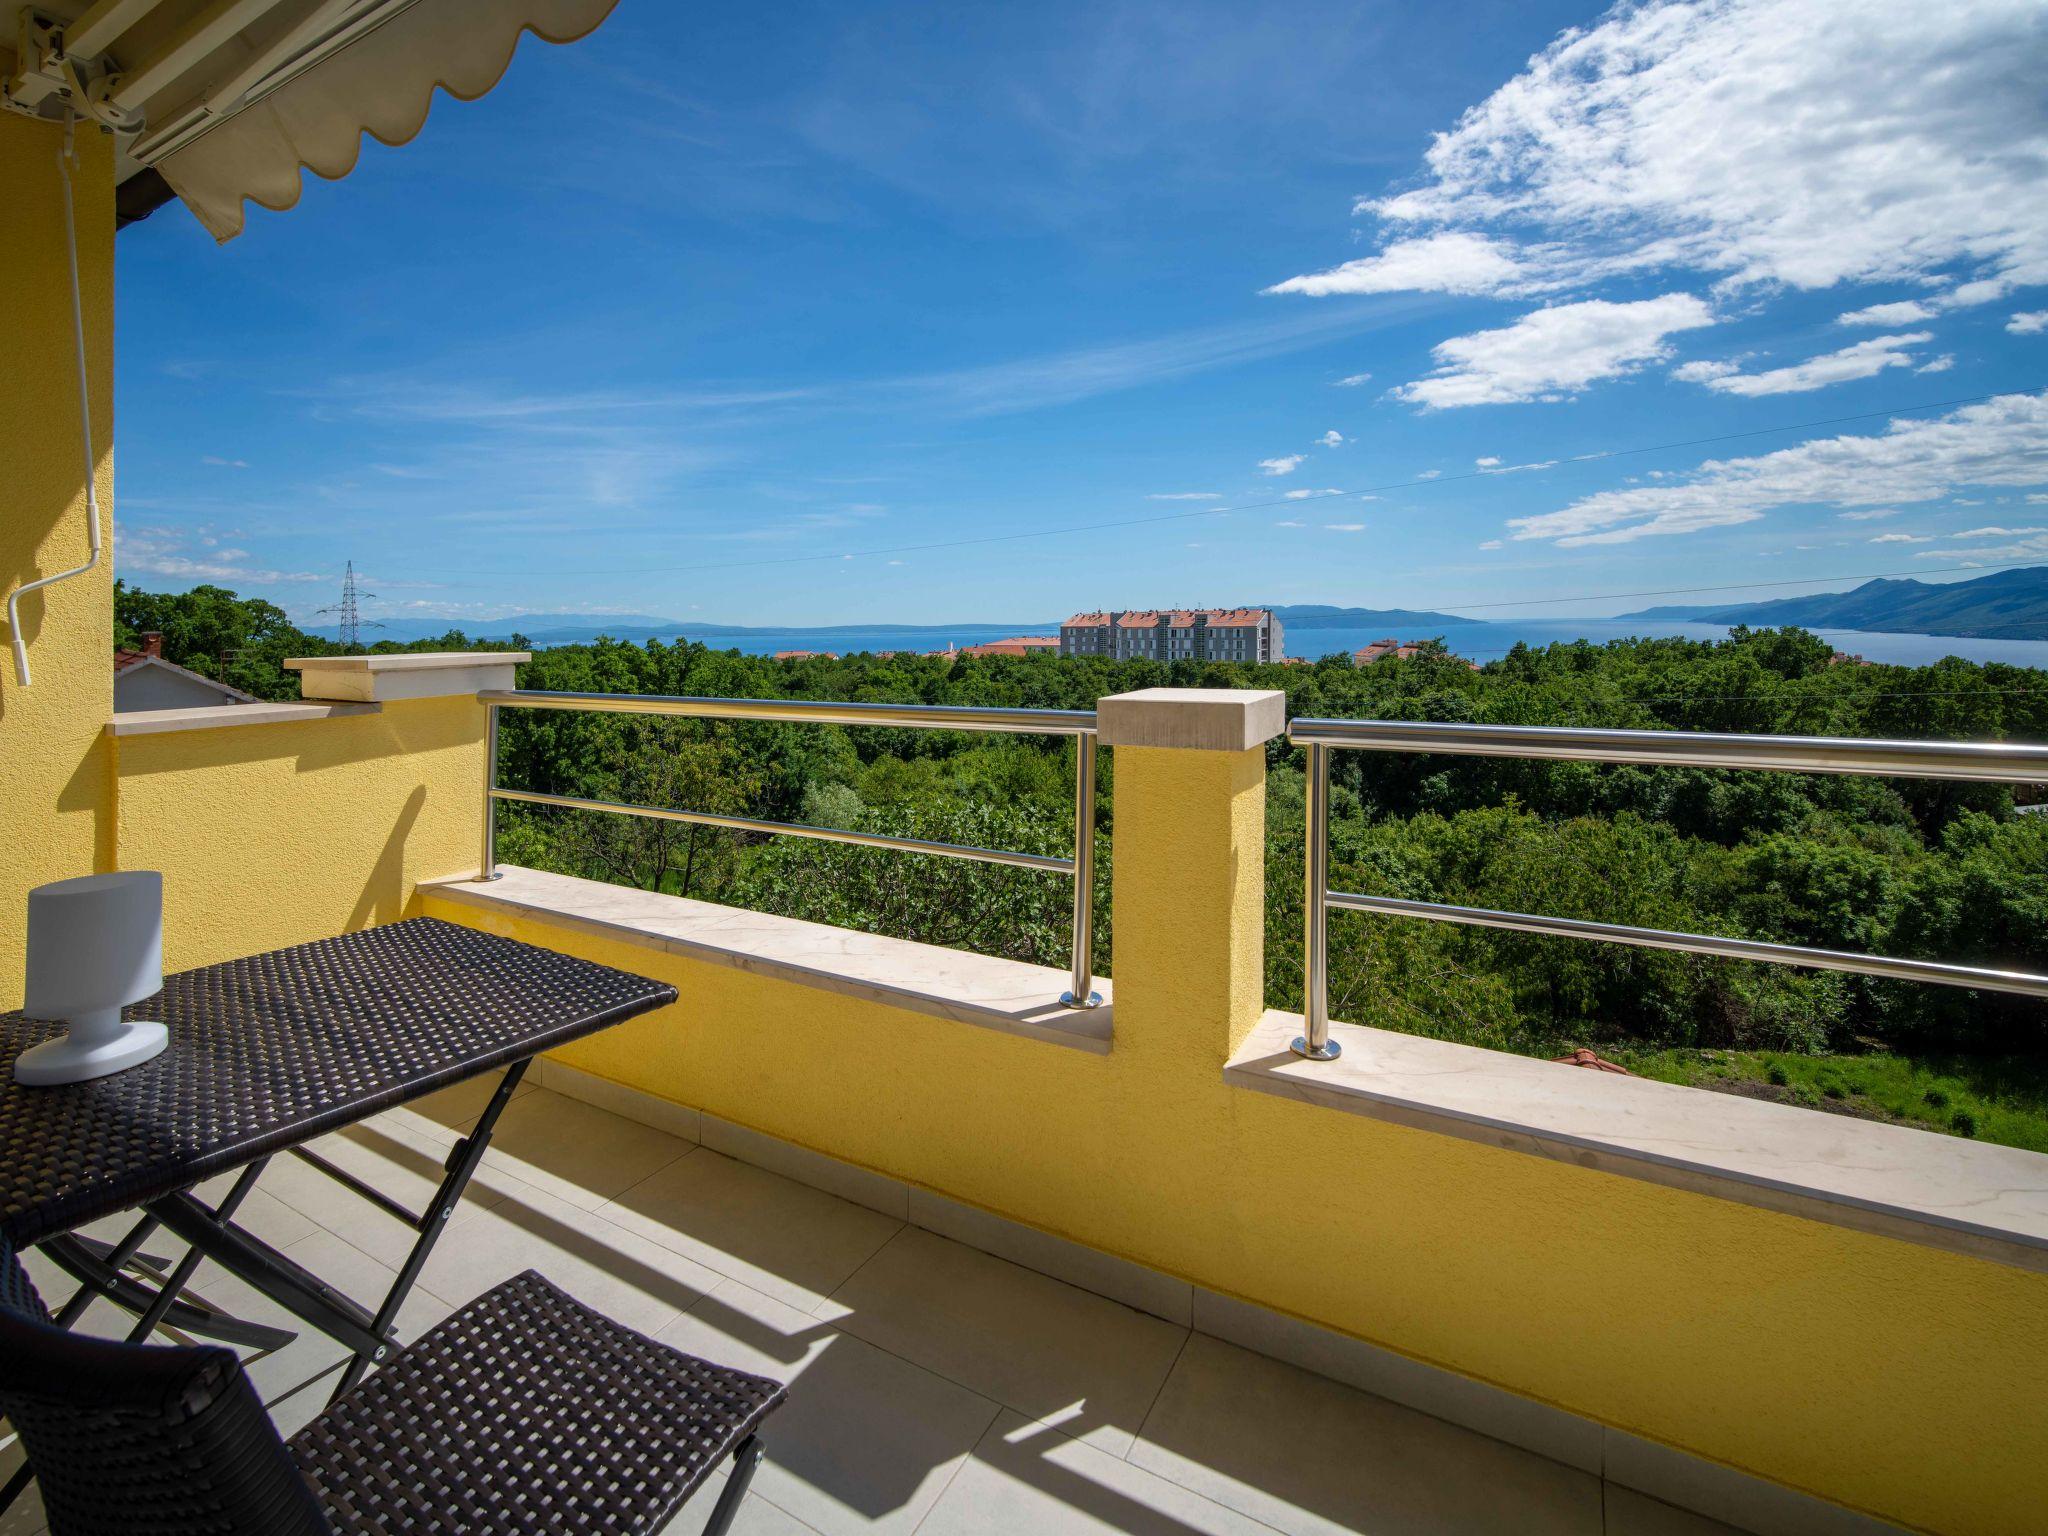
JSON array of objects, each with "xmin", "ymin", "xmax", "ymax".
[
  {"xmin": 1287, "ymin": 719, "xmax": 2048, "ymax": 1061},
  {"xmin": 477, "ymin": 690, "xmax": 1102, "ymax": 1008}
]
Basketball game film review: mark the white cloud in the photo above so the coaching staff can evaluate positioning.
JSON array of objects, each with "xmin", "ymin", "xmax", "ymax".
[
  {"xmin": 1837, "ymin": 300, "xmax": 1938, "ymax": 326},
  {"xmin": 1948, "ymin": 525, "xmax": 2048, "ymax": 538},
  {"xmin": 1266, "ymin": 232, "xmax": 1532, "ymax": 298},
  {"xmin": 1275, "ymin": 519, "xmax": 1307, "ymax": 527},
  {"xmin": 1837, "ymin": 507, "xmax": 1903, "ymax": 520},
  {"xmin": 1507, "ymin": 391, "xmax": 2048, "ymax": 546},
  {"xmin": 1415, "ymin": 469, "xmax": 1442, "ymax": 480},
  {"xmin": 1324, "ymin": 522, "xmax": 1368, "ymax": 532},
  {"xmin": 1868, "ymin": 533, "xmax": 1932, "ymax": 543},
  {"xmin": 1259, "ymin": 455, "xmax": 1305, "ymax": 476},
  {"xmin": 1680, "ymin": 332, "xmax": 1931, "ymax": 397},
  {"xmin": 1480, "ymin": 458, "xmax": 1560, "ymax": 475},
  {"xmin": 1478, "ymin": 538, "xmax": 1504, "ymax": 549},
  {"xmin": 1671, "ymin": 359, "xmax": 1739, "ymax": 384},
  {"xmin": 1283, "ymin": 487, "xmax": 1344, "ymax": 499},
  {"xmin": 1316, "ymin": 430, "xmax": 1347, "ymax": 447},
  {"xmin": 1148, "ymin": 492, "xmax": 1222, "ymax": 500},
  {"xmin": 2011, "ymin": 311, "xmax": 2048, "ymax": 335},
  {"xmin": 1916, "ymin": 354, "xmax": 1956, "ymax": 374},
  {"xmin": 1475, "ymin": 456, "xmax": 1502, "ymax": 467},
  {"xmin": 1394, "ymin": 294, "xmax": 1715, "ymax": 409},
  {"xmin": 1334, "ymin": 373, "xmax": 1373, "ymax": 387},
  {"xmin": 119, "ymin": 525, "xmax": 325, "ymax": 584},
  {"xmin": 1916, "ymin": 537, "xmax": 2048, "ymax": 561},
  {"xmin": 1273, "ymin": 0, "xmax": 2048, "ymax": 299},
  {"xmin": 1948, "ymin": 278, "xmax": 2013, "ymax": 307},
  {"xmin": 199, "ymin": 455, "xmax": 249, "ymax": 469},
  {"xmin": 882, "ymin": 306, "xmax": 1416, "ymax": 417}
]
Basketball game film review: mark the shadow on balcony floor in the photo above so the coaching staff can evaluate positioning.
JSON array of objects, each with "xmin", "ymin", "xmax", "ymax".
[{"xmin": 5, "ymin": 1083, "xmax": 1751, "ymax": 1536}]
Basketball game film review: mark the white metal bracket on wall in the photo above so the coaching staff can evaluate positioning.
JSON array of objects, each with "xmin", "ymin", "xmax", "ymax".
[{"xmin": 3, "ymin": 7, "xmax": 143, "ymax": 134}]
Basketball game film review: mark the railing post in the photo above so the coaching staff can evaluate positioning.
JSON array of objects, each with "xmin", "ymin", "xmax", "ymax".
[
  {"xmin": 476, "ymin": 700, "xmax": 502, "ymax": 882},
  {"xmin": 1292, "ymin": 740, "xmax": 1340, "ymax": 1060},
  {"xmin": 1062, "ymin": 733, "xmax": 1101, "ymax": 1008}
]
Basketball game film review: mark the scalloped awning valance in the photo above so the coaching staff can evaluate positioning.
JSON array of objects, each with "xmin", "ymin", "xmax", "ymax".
[{"xmin": 3, "ymin": 0, "xmax": 620, "ymax": 241}]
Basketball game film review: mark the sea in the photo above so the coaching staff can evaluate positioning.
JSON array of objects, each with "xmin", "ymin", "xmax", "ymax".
[{"xmin": 674, "ymin": 621, "xmax": 2048, "ymax": 670}]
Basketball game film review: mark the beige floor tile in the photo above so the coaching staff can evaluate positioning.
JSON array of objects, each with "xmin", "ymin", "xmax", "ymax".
[
  {"xmin": 476, "ymin": 1087, "xmax": 694, "ymax": 1210},
  {"xmin": 253, "ymin": 1225, "xmax": 459, "ymax": 1441},
  {"xmin": 417, "ymin": 1170, "xmax": 720, "ymax": 1334},
  {"xmin": 658, "ymin": 1278, "xmax": 999, "ymax": 1535},
  {"xmin": 660, "ymin": 1468, "xmax": 822, "ymax": 1535},
  {"xmin": 189, "ymin": 1175, "xmax": 324, "ymax": 1251},
  {"xmin": 918, "ymin": 1409, "xmax": 1280, "ymax": 1535},
  {"xmin": 166, "ymin": 1257, "xmax": 355, "ymax": 1412},
  {"xmin": 1128, "ymin": 1334, "xmax": 1601, "ymax": 1536},
  {"xmin": 1604, "ymin": 1488, "xmax": 1755, "ymax": 1536},
  {"xmin": 247, "ymin": 1117, "xmax": 516, "ymax": 1270},
  {"xmin": 825, "ymin": 1227, "xmax": 1187, "ymax": 1457},
  {"xmin": 603, "ymin": 1148, "xmax": 902, "ymax": 1312}
]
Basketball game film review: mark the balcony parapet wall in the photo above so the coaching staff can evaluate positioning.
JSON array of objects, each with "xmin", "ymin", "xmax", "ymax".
[{"xmin": 416, "ymin": 686, "xmax": 2048, "ymax": 1536}]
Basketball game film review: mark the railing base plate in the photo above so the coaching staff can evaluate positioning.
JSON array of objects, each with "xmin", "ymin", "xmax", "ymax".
[{"xmin": 1290, "ymin": 1035, "xmax": 1342, "ymax": 1062}]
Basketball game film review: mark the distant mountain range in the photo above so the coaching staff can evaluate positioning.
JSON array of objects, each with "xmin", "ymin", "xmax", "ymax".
[
  {"xmin": 318, "ymin": 569, "xmax": 2048, "ymax": 648},
  {"xmin": 1264, "ymin": 603, "xmax": 1471, "ymax": 630},
  {"xmin": 320, "ymin": 603, "xmax": 1474, "ymax": 646},
  {"xmin": 321, "ymin": 614, "xmax": 1059, "ymax": 645},
  {"xmin": 1616, "ymin": 566, "xmax": 2048, "ymax": 640}
]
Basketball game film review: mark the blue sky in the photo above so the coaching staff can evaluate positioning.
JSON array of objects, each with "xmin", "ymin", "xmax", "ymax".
[{"xmin": 114, "ymin": 0, "xmax": 2048, "ymax": 629}]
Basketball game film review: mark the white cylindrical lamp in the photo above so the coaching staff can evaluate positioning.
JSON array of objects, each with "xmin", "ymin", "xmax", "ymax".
[{"xmin": 16, "ymin": 871, "xmax": 169, "ymax": 1086}]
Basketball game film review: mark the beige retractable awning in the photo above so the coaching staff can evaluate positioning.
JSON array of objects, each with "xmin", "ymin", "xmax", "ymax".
[{"xmin": 2, "ymin": 0, "xmax": 620, "ymax": 241}]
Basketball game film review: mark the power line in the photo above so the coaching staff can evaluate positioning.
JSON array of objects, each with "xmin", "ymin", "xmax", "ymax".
[{"xmin": 388, "ymin": 386, "xmax": 2031, "ymax": 581}]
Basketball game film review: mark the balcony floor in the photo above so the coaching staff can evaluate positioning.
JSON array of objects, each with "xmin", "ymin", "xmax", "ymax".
[{"xmin": 5, "ymin": 1079, "xmax": 1750, "ymax": 1536}]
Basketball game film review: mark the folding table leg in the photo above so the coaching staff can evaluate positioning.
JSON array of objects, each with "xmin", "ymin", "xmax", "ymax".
[
  {"xmin": 330, "ymin": 1057, "xmax": 531, "ymax": 1399},
  {"xmin": 52, "ymin": 1214, "xmax": 165, "ymax": 1327},
  {"xmin": 147, "ymin": 1183, "xmax": 387, "ymax": 1363},
  {"xmin": 702, "ymin": 1437, "xmax": 765, "ymax": 1536},
  {"xmin": 0, "ymin": 1459, "xmax": 31, "ymax": 1521},
  {"xmin": 123, "ymin": 1160, "xmax": 272, "ymax": 1344}
]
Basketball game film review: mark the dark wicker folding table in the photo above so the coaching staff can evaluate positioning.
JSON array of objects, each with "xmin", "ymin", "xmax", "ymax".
[
  {"xmin": 0, "ymin": 916, "xmax": 794, "ymax": 1535},
  {"xmin": 0, "ymin": 916, "xmax": 677, "ymax": 1385}
]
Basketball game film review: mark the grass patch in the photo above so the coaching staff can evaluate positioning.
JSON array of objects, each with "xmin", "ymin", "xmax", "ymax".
[{"xmin": 1603, "ymin": 1047, "xmax": 2048, "ymax": 1154}]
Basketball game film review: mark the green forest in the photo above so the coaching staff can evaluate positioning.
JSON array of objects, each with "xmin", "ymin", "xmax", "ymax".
[{"xmin": 119, "ymin": 582, "xmax": 2048, "ymax": 1149}]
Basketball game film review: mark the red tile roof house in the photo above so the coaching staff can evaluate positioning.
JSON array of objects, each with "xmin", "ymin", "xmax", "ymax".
[
  {"xmin": 771, "ymin": 649, "xmax": 838, "ymax": 661},
  {"xmin": 960, "ymin": 637, "xmax": 1061, "ymax": 657},
  {"xmin": 1354, "ymin": 638, "xmax": 1479, "ymax": 670},
  {"xmin": 113, "ymin": 632, "xmax": 260, "ymax": 712},
  {"xmin": 1354, "ymin": 638, "xmax": 1424, "ymax": 665}
]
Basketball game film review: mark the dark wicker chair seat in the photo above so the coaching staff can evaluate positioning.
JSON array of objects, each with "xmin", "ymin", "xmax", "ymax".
[
  {"xmin": 292, "ymin": 1270, "xmax": 785, "ymax": 1534},
  {"xmin": 2, "ymin": 1240, "xmax": 785, "ymax": 1536}
]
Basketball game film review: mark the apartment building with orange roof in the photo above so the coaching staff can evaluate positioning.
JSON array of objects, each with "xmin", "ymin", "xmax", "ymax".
[{"xmin": 1059, "ymin": 607, "xmax": 1282, "ymax": 663}]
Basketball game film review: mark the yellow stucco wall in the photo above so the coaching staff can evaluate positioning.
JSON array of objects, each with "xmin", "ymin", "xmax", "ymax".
[
  {"xmin": 112, "ymin": 700, "xmax": 488, "ymax": 974},
  {"xmin": 424, "ymin": 741, "xmax": 2048, "ymax": 1536},
  {"xmin": 1, "ymin": 111, "xmax": 484, "ymax": 994},
  {"xmin": 0, "ymin": 115, "xmax": 117, "ymax": 1010}
]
